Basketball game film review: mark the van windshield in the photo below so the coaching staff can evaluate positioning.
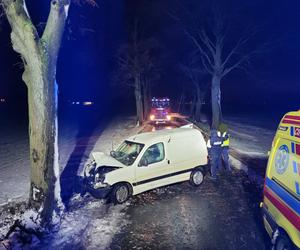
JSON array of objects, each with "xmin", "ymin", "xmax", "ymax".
[{"xmin": 111, "ymin": 140, "xmax": 144, "ymax": 166}]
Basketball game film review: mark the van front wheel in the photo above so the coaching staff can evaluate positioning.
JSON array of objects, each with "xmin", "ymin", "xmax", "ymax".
[
  {"xmin": 190, "ymin": 169, "xmax": 204, "ymax": 186},
  {"xmin": 111, "ymin": 184, "xmax": 130, "ymax": 204}
]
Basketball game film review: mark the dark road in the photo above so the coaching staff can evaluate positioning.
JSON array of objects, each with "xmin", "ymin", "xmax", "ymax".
[
  {"xmin": 110, "ymin": 163, "xmax": 269, "ymax": 250},
  {"xmin": 107, "ymin": 122, "xmax": 271, "ymax": 250}
]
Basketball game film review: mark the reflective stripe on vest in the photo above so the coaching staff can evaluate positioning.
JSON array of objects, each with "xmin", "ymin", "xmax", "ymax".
[
  {"xmin": 207, "ymin": 140, "xmax": 211, "ymax": 148},
  {"xmin": 221, "ymin": 132, "xmax": 230, "ymax": 147}
]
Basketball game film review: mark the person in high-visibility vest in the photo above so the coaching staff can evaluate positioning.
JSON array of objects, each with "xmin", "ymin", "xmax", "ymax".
[
  {"xmin": 219, "ymin": 123, "xmax": 232, "ymax": 172},
  {"xmin": 207, "ymin": 129, "xmax": 223, "ymax": 180}
]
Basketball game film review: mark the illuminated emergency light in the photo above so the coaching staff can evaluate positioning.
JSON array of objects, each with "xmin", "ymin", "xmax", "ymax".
[
  {"xmin": 0, "ymin": 98, "xmax": 5, "ymax": 103},
  {"xmin": 150, "ymin": 114, "xmax": 155, "ymax": 120},
  {"xmin": 83, "ymin": 102, "xmax": 93, "ymax": 106},
  {"xmin": 167, "ymin": 115, "xmax": 171, "ymax": 121}
]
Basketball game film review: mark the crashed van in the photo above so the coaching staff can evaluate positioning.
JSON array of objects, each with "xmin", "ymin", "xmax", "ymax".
[
  {"xmin": 83, "ymin": 128, "xmax": 208, "ymax": 204},
  {"xmin": 261, "ymin": 110, "xmax": 300, "ymax": 250}
]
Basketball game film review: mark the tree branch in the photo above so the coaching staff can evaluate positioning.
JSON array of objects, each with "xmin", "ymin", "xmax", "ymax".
[
  {"xmin": 1, "ymin": 0, "xmax": 39, "ymax": 56},
  {"xmin": 198, "ymin": 29, "xmax": 216, "ymax": 55},
  {"xmin": 221, "ymin": 29, "xmax": 257, "ymax": 68},
  {"xmin": 42, "ymin": 0, "xmax": 70, "ymax": 63},
  {"xmin": 222, "ymin": 52, "xmax": 253, "ymax": 77},
  {"xmin": 183, "ymin": 28, "xmax": 214, "ymax": 71}
]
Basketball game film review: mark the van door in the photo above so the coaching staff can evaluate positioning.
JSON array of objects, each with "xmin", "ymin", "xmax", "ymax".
[
  {"xmin": 268, "ymin": 138, "xmax": 300, "ymax": 196},
  {"xmin": 134, "ymin": 142, "xmax": 173, "ymax": 193}
]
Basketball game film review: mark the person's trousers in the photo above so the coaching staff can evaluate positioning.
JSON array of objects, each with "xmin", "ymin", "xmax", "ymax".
[
  {"xmin": 210, "ymin": 152, "xmax": 222, "ymax": 177},
  {"xmin": 221, "ymin": 147, "xmax": 231, "ymax": 171}
]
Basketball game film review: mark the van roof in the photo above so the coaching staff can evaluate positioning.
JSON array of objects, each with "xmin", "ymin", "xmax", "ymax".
[{"xmin": 127, "ymin": 128, "xmax": 202, "ymax": 145}]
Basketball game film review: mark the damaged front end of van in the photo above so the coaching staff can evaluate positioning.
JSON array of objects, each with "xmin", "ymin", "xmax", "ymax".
[{"xmin": 83, "ymin": 152, "xmax": 122, "ymax": 198}]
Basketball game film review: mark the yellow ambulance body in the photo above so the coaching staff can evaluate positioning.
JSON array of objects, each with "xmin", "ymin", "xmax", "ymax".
[{"xmin": 262, "ymin": 111, "xmax": 300, "ymax": 249}]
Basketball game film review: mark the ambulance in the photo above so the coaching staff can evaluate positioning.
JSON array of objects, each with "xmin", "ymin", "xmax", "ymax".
[{"xmin": 262, "ymin": 111, "xmax": 300, "ymax": 250}]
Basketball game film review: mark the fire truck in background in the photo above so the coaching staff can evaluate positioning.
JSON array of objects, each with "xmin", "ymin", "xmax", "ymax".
[{"xmin": 149, "ymin": 97, "xmax": 172, "ymax": 124}]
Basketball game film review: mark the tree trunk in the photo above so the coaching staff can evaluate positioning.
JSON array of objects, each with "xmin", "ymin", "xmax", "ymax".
[
  {"xmin": 211, "ymin": 74, "xmax": 222, "ymax": 129},
  {"xmin": 142, "ymin": 79, "xmax": 149, "ymax": 120},
  {"xmin": 134, "ymin": 76, "xmax": 143, "ymax": 125},
  {"xmin": 195, "ymin": 85, "xmax": 203, "ymax": 122},
  {"xmin": 189, "ymin": 93, "xmax": 195, "ymax": 118},
  {"xmin": 26, "ymin": 56, "xmax": 61, "ymax": 225},
  {"xmin": 2, "ymin": 0, "xmax": 69, "ymax": 225}
]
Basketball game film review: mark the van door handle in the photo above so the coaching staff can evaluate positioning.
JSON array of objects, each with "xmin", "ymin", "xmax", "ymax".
[{"xmin": 167, "ymin": 160, "xmax": 170, "ymax": 164}]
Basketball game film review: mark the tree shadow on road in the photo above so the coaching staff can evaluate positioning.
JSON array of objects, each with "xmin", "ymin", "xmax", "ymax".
[{"xmin": 60, "ymin": 109, "xmax": 109, "ymax": 210}]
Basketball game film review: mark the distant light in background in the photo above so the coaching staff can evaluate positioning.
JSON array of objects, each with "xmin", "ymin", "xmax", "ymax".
[{"xmin": 83, "ymin": 101, "xmax": 93, "ymax": 106}]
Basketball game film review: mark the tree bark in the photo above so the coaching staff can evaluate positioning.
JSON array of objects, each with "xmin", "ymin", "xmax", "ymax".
[
  {"xmin": 142, "ymin": 81, "xmax": 149, "ymax": 121},
  {"xmin": 134, "ymin": 76, "xmax": 143, "ymax": 125},
  {"xmin": 27, "ymin": 57, "xmax": 59, "ymax": 223},
  {"xmin": 194, "ymin": 85, "xmax": 203, "ymax": 121},
  {"xmin": 211, "ymin": 74, "xmax": 222, "ymax": 129}
]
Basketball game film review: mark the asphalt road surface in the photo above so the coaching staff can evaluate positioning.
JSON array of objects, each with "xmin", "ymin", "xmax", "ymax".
[{"xmin": 108, "ymin": 122, "xmax": 270, "ymax": 250}]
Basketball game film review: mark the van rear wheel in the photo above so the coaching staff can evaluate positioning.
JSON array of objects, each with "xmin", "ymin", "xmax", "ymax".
[
  {"xmin": 111, "ymin": 183, "xmax": 130, "ymax": 204},
  {"xmin": 190, "ymin": 169, "xmax": 204, "ymax": 186}
]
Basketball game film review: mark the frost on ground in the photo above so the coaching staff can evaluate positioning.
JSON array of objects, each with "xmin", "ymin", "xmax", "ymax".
[
  {"xmin": 194, "ymin": 114, "xmax": 275, "ymax": 185},
  {"xmin": 0, "ymin": 115, "xmax": 141, "ymax": 206},
  {"xmin": 196, "ymin": 114, "xmax": 275, "ymax": 158},
  {"xmin": 0, "ymin": 123, "xmax": 30, "ymax": 206},
  {"xmin": 41, "ymin": 195, "xmax": 129, "ymax": 250},
  {"xmin": 225, "ymin": 116, "xmax": 275, "ymax": 158},
  {"xmin": 0, "ymin": 115, "xmax": 142, "ymax": 249}
]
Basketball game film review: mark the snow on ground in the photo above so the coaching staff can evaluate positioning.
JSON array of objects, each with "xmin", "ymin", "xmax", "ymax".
[
  {"xmin": 198, "ymin": 114, "xmax": 275, "ymax": 157},
  {"xmin": 0, "ymin": 115, "xmax": 143, "ymax": 247},
  {"xmin": 0, "ymin": 123, "xmax": 30, "ymax": 206},
  {"xmin": 43, "ymin": 196, "xmax": 129, "ymax": 250},
  {"xmin": 0, "ymin": 115, "xmax": 141, "ymax": 206},
  {"xmin": 225, "ymin": 116, "xmax": 275, "ymax": 157}
]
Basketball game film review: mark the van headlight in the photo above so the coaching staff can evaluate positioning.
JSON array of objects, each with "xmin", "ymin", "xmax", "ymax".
[
  {"xmin": 95, "ymin": 173, "xmax": 104, "ymax": 183},
  {"xmin": 94, "ymin": 173, "xmax": 108, "ymax": 189}
]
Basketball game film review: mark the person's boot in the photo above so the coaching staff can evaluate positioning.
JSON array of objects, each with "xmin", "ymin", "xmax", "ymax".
[{"xmin": 208, "ymin": 175, "xmax": 217, "ymax": 181}]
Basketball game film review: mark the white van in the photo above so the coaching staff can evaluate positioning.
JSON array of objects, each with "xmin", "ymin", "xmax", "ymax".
[{"xmin": 83, "ymin": 128, "xmax": 208, "ymax": 203}]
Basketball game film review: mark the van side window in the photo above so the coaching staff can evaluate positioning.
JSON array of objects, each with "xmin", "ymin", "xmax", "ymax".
[{"xmin": 141, "ymin": 143, "xmax": 165, "ymax": 165}]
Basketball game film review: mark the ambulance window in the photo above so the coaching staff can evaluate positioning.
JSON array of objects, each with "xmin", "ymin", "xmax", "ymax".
[{"xmin": 141, "ymin": 143, "xmax": 165, "ymax": 165}]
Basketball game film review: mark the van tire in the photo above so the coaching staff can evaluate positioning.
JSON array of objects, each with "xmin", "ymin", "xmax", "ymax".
[
  {"xmin": 111, "ymin": 183, "xmax": 130, "ymax": 204},
  {"xmin": 275, "ymin": 233, "xmax": 293, "ymax": 250},
  {"xmin": 190, "ymin": 169, "xmax": 204, "ymax": 187}
]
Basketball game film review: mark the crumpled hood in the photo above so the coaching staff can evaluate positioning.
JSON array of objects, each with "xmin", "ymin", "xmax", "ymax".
[{"xmin": 92, "ymin": 152, "xmax": 125, "ymax": 169}]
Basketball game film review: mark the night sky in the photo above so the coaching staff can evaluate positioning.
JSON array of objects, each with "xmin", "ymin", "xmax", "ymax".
[{"xmin": 1, "ymin": 0, "xmax": 300, "ymax": 119}]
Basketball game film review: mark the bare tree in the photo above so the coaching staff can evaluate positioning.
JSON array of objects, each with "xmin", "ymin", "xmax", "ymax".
[
  {"xmin": 171, "ymin": 0, "xmax": 267, "ymax": 128},
  {"xmin": 0, "ymin": 0, "xmax": 95, "ymax": 225},
  {"xmin": 116, "ymin": 21, "xmax": 159, "ymax": 125},
  {"xmin": 180, "ymin": 51, "xmax": 209, "ymax": 121}
]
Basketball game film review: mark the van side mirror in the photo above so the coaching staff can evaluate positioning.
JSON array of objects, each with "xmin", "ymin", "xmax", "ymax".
[{"xmin": 139, "ymin": 158, "xmax": 148, "ymax": 167}]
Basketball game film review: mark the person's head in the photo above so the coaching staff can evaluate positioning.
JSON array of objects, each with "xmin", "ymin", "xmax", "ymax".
[
  {"xmin": 218, "ymin": 123, "xmax": 228, "ymax": 134},
  {"xmin": 210, "ymin": 129, "xmax": 221, "ymax": 138}
]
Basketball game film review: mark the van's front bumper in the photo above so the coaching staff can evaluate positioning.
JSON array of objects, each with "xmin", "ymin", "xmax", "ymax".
[{"xmin": 83, "ymin": 178, "xmax": 111, "ymax": 199}]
